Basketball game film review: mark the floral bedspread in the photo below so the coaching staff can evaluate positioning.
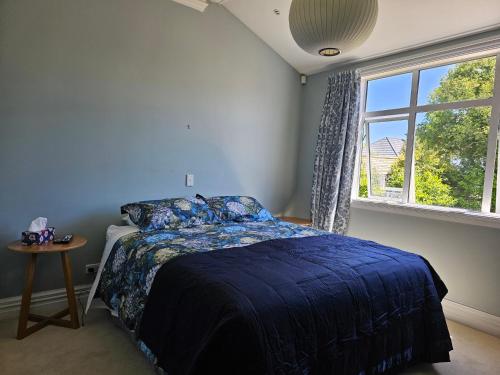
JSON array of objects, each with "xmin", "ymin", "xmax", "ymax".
[{"xmin": 98, "ymin": 220, "xmax": 326, "ymax": 332}]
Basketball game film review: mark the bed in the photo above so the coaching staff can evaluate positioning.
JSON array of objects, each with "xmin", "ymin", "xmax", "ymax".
[{"xmin": 86, "ymin": 196, "xmax": 452, "ymax": 375}]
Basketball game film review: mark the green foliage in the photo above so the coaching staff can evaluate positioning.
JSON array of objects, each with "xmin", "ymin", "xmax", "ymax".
[
  {"xmin": 428, "ymin": 58, "xmax": 495, "ymax": 104},
  {"xmin": 384, "ymin": 153, "xmax": 404, "ymax": 188},
  {"xmin": 416, "ymin": 57, "xmax": 495, "ymax": 210},
  {"xmin": 362, "ymin": 56, "xmax": 497, "ymax": 211},
  {"xmin": 386, "ymin": 143, "xmax": 457, "ymax": 207},
  {"xmin": 359, "ymin": 159, "xmax": 368, "ymax": 198}
]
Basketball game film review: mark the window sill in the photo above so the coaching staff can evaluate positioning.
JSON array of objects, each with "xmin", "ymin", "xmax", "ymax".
[{"xmin": 351, "ymin": 199, "xmax": 500, "ymax": 230}]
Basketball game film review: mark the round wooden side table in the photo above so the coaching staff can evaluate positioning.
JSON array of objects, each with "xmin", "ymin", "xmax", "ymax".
[{"xmin": 7, "ymin": 235, "xmax": 87, "ymax": 339}]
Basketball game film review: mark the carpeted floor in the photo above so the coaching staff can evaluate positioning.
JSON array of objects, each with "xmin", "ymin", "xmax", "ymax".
[{"xmin": 1, "ymin": 309, "xmax": 499, "ymax": 374}]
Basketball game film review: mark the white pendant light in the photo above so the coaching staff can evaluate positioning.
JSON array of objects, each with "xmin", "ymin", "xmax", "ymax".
[{"xmin": 289, "ymin": 0, "xmax": 378, "ymax": 57}]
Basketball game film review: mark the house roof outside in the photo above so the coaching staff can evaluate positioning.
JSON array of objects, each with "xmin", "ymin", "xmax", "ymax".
[
  {"xmin": 362, "ymin": 137, "xmax": 405, "ymax": 158},
  {"xmin": 361, "ymin": 137, "xmax": 405, "ymax": 181},
  {"xmin": 371, "ymin": 137, "xmax": 404, "ymax": 157}
]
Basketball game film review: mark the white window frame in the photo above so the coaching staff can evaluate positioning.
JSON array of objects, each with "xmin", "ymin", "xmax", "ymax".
[{"xmin": 351, "ymin": 35, "xmax": 500, "ymax": 228}]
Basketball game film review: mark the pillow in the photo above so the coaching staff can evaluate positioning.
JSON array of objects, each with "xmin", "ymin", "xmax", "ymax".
[
  {"xmin": 120, "ymin": 214, "xmax": 137, "ymax": 227},
  {"xmin": 121, "ymin": 197, "xmax": 219, "ymax": 231},
  {"xmin": 204, "ymin": 196, "xmax": 275, "ymax": 222}
]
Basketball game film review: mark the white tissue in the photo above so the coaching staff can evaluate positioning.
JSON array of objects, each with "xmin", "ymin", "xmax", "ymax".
[{"xmin": 28, "ymin": 217, "xmax": 47, "ymax": 232}]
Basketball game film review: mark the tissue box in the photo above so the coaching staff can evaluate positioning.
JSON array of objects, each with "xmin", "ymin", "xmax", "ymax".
[{"xmin": 22, "ymin": 227, "xmax": 55, "ymax": 245}]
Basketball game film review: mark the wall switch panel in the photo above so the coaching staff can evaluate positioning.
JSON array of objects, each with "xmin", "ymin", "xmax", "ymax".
[{"xmin": 186, "ymin": 174, "xmax": 194, "ymax": 187}]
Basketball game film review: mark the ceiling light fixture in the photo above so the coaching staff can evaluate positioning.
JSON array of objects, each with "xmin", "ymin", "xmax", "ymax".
[
  {"xmin": 289, "ymin": 0, "xmax": 378, "ymax": 57},
  {"xmin": 319, "ymin": 48, "xmax": 341, "ymax": 57}
]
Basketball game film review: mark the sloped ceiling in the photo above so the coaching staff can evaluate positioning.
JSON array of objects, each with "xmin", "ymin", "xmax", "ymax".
[{"xmin": 221, "ymin": 0, "xmax": 500, "ymax": 74}]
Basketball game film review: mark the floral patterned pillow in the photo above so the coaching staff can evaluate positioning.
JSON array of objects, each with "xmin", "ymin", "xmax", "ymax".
[
  {"xmin": 204, "ymin": 196, "xmax": 275, "ymax": 223},
  {"xmin": 121, "ymin": 197, "xmax": 220, "ymax": 231}
]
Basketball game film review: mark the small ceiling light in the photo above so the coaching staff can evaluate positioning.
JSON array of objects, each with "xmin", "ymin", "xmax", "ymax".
[
  {"xmin": 289, "ymin": 0, "xmax": 378, "ymax": 57},
  {"xmin": 319, "ymin": 48, "xmax": 341, "ymax": 57},
  {"xmin": 273, "ymin": 9, "xmax": 280, "ymax": 15}
]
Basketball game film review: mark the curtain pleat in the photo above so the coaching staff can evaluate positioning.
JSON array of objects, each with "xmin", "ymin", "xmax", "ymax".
[{"xmin": 311, "ymin": 70, "xmax": 361, "ymax": 233}]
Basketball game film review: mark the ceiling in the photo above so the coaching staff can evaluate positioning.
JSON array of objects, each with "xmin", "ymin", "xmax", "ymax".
[{"xmin": 221, "ymin": 0, "xmax": 500, "ymax": 74}]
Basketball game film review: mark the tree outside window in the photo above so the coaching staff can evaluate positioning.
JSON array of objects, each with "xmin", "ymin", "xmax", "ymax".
[{"xmin": 358, "ymin": 56, "xmax": 498, "ymax": 212}]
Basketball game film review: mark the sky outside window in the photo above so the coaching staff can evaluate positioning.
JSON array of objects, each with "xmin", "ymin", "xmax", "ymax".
[
  {"xmin": 366, "ymin": 73, "xmax": 412, "ymax": 112},
  {"xmin": 369, "ymin": 120, "xmax": 407, "ymax": 142},
  {"xmin": 417, "ymin": 65, "xmax": 453, "ymax": 105}
]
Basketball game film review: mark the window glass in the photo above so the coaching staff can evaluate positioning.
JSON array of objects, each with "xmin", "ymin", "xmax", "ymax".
[
  {"xmin": 413, "ymin": 107, "xmax": 491, "ymax": 210},
  {"xmin": 358, "ymin": 128, "xmax": 369, "ymax": 198},
  {"xmin": 361, "ymin": 120, "xmax": 408, "ymax": 200},
  {"xmin": 366, "ymin": 73, "xmax": 412, "ymax": 112},
  {"xmin": 417, "ymin": 56, "xmax": 496, "ymax": 105},
  {"xmin": 358, "ymin": 53, "xmax": 500, "ymax": 214}
]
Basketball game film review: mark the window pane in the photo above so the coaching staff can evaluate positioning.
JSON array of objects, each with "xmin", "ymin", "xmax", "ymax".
[
  {"xmin": 358, "ymin": 128, "xmax": 369, "ymax": 198},
  {"xmin": 417, "ymin": 56, "xmax": 496, "ymax": 105},
  {"xmin": 364, "ymin": 120, "xmax": 408, "ymax": 200},
  {"xmin": 366, "ymin": 73, "xmax": 412, "ymax": 112},
  {"xmin": 413, "ymin": 107, "xmax": 491, "ymax": 210}
]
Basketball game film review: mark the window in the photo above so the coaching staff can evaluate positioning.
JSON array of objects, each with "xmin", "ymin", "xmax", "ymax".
[
  {"xmin": 355, "ymin": 53, "xmax": 500, "ymax": 216},
  {"xmin": 366, "ymin": 73, "xmax": 413, "ymax": 111},
  {"xmin": 360, "ymin": 120, "xmax": 408, "ymax": 200}
]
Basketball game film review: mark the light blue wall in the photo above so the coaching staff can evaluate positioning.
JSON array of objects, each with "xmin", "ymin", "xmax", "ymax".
[
  {"xmin": 287, "ymin": 30, "xmax": 500, "ymax": 317},
  {"xmin": 0, "ymin": 0, "xmax": 302, "ymax": 298},
  {"xmin": 3, "ymin": 0, "xmax": 498, "ymax": 318}
]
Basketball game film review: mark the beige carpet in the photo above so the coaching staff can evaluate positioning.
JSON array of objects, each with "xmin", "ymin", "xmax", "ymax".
[{"xmin": 1, "ymin": 309, "xmax": 499, "ymax": 374}]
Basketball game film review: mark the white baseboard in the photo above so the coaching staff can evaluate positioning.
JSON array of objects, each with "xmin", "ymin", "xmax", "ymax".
[
  {"xmin": 443, "ymin": 298, "xmax": 500, "ymax": 337},
  {"xmin": 0, "ymin": 284, "xmax": 91, "ymax": 321}
]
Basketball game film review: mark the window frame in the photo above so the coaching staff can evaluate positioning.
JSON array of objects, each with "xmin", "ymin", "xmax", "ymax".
[{"xmin": 352, "ymin": 39, "xmax": 500, "ymax": 222}]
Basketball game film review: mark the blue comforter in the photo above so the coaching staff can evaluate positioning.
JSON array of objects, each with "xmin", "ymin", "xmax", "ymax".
[
  {"xmin": 139, "ymin": 234, "xmax": 452, "ymax": 375},
  {"xmin": 99, "ymin": 220, "xmax": 325, "ymax": 331}
]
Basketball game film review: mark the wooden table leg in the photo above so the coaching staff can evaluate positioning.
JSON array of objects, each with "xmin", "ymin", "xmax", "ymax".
[
  {"xmin": 17, "ymin": 253, "xmax": 37, "ymax": 339},
  {"xmin": 61, "ymin": 251, "xmax": 80, "ymax": 329}
]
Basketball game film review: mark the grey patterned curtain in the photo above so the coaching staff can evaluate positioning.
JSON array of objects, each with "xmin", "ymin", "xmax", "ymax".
[{"xmin": 311, "ymin": 70, "xmax": 361, "ymax": 233}]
